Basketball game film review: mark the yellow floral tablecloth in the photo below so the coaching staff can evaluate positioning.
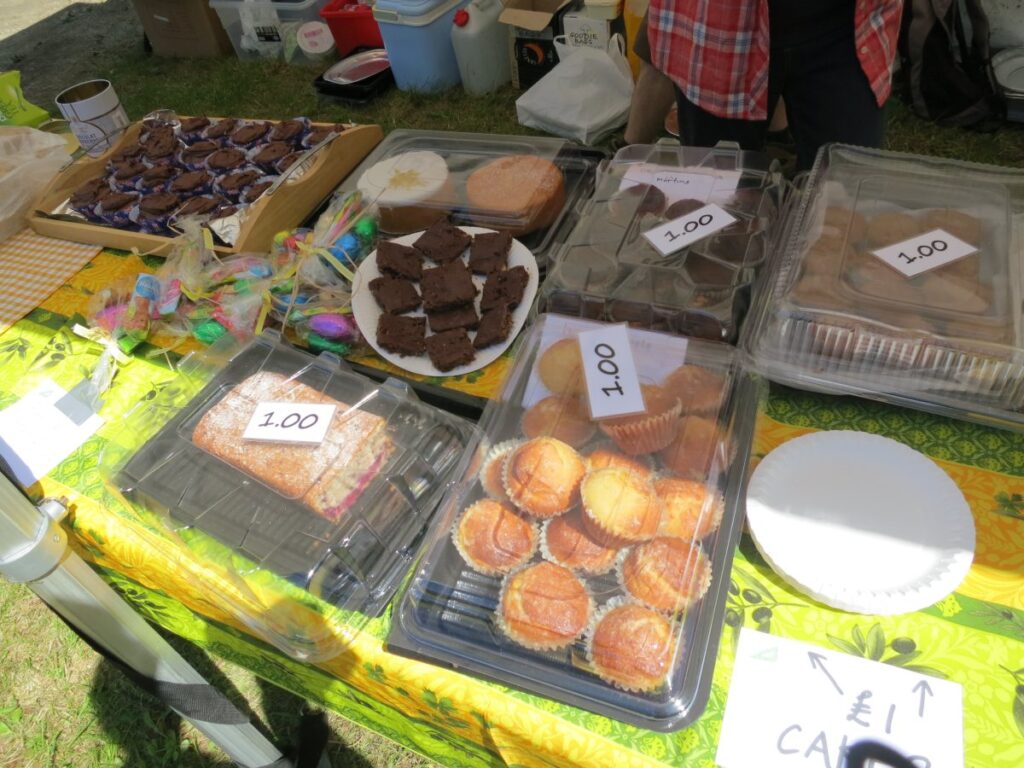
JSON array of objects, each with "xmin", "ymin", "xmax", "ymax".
[{"xmin": 4, "ymin": 247, "xmax": 1023, "ymax": 767}]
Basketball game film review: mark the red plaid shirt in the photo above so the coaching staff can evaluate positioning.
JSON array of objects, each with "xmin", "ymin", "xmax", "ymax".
[{"xmin": 648, "ymin": 0, "xmax": 903, "ymax": 120}]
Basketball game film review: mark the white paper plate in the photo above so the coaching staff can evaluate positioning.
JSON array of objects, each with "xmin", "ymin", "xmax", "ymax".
[
  {"xmin": 745, "ymin": 430, "xmax": 975, "ymax": 615},
  {"xmin": 351, "ymin": 226, "xmax": 539, "ymax": 377}
]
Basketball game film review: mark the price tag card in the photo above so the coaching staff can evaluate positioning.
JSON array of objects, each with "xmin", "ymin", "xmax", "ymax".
[
  {"xmin": 578, "ymin": 324, "xmax": 647, "ymax": 420},
  {"xmin": 242, "ymin": 401, "xmax": 336, "ymax": 445},
  {"xmin": 622, "ymin": 164, "xmax": 742, "ymax": 202},
  {"xmin": 717, "ymin": 629, "xmax": 963, "ymax": 768},
  {"xmin": 0, "ymin": 379, "xmax": 104, "ymax": 487},
  {"xmin": 642, "ymin": 202, "xmax": 738, "ymax": 257},
  {"xmin": 871, "ymin": 228, "xmax": 977, "ymax": 278}
]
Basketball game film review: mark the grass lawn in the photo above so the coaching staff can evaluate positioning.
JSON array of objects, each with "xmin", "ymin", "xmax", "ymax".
[{"xmin": 1, "ymin": 44, "xmax": 1023, "ymax": 768}]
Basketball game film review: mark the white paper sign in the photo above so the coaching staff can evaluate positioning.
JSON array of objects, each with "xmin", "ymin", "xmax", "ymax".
[
  {"xmin": 242, "ymin": 401, "xmax": 336, "ymax": 444},
  {"xmin": 717, "ymin": 630, "xmax": 963, "ymax": 768},
  {"xmin": 871, "ymin": 228, "xmax": 977, "ymax": 278},
  {"xmin": 642, "ymin": 203, "xmax": 738, "ymax": 257},
  {"xmin": 0, "ymin": 380, "xmax": 104, "ymax": 487},
  {"xmin": 622, "ymin": 164, "xmax": 742, "ymax": 203},
  {"xmin": 578, "ymin": 324, "xmax": 647, "ymax": 420}
]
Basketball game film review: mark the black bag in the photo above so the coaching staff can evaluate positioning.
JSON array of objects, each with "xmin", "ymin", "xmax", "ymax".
[{"xmin": 899, "ymin": 0, "xmax": 1000, "ymax": 126}]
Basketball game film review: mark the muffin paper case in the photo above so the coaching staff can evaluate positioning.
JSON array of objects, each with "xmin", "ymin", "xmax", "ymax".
[
  {"xmin": 176, "ymin": 116, "xmax": 212, "ymax": 144},
  {"xmin": 95, "ymin": 192, "xmax": 140, "ymax": 228},
  {"xmin": 248, "ymin": 142, "xmax": 293, "ymax": 174},
  {"xmin": 240, "ymin": 174, "xmax": 278, "ymax": 205},
  {"xmin": 479, "ymin": 438, "xmax": 521, "ymax": 503},
  {"xmin": 177, "ymin": 141, "xmax": 223, "ymax": 171},
  {"xmin": 268, "ymin": 117, "xmax": 311, "ymax": 147},
  {"xmin": 214, "ymin": 166, "xmax": 264, "ymax": 203},
  {"xmin": 109, "ymin": 162, "xmax": 147, "ymax": 193},
  {"xmin": 129, "ymin": 203, "xmax": 173, "ymax": 235},
  {"xmin": 451, "ymin": 498, "xmax": 539, "ymax": 577}
]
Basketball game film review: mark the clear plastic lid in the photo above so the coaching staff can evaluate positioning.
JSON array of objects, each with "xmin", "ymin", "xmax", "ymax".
[
  {"xmin": 333, "ymin": 129, "xmax": 604, "ymax": 266},
  {"xmin": 743, "ymin": 144, "xmax": 1024, "ymax": 429},
  {"xmin": 540, "ymin": 140, "xmax": 786, "ymax": 343},
  {"xmin": 114, "ymin": 332, "xmax": 477, "ymax": 659},
  {"xmin": 388, "ymin": 314, "xmax": 759, "ymax": 730}
]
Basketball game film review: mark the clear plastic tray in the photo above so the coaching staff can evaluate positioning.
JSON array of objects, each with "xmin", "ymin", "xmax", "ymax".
[
  {"xmin": 115, "ymin": 332, "xmax": 477, "ymax": 659},
  {"xmin": 743, "ymin": 144, "xmax": 1024, "ymax": 430},
  {"xmin": 388, "ymin": 314, "xmax": 759, "ymax": 730},
  {"xmin": 539, "ymin": 140, "xmax": 786, "ymax": 342},
  {"xmin": 333, "ymin": 129, "xmax": 605, "ymax": 268}
]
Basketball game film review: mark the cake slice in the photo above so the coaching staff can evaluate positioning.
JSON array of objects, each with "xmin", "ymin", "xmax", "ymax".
[
  {"xmin": 377, "ymin": 314, "xmax": 426, "ymax": 356},
  {"xmin": 469, "ymin": 231, "xmax": 512, "ymax": 274},
  {"xmin": 427, "ymin": 305, "xmax": 480, "ymax": 333},
  {"xmin": 376, "ymin": 241, "xmax": 423, "ymax": 280},
  {"xmin": 192, "ymin": 372, "xmax": 393, "ymax": 522},
  {"xmin": 473, "ymin": 305, "xmax": 513, "ymax": 349},
  {"xmin": 481, "ymin": 265, "xmax": 529, "ymax": 311},
  {"xmin": 421, "ymin": 260, "xmax": 477, "ymax": 312},
  {"xmin": 369, "ymin": 275, "xmax": 421, "ymax": 314},
  {"xmin": 425, "ymin": 329, "xmax": 476, "ymax": 372},
  {"xmin": 413, "ymin": 221, "xmax": 472, "ymax": 263}
]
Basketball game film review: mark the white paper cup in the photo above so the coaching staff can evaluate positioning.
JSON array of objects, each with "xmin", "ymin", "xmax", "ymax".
[{"xmin": 55, "ymin": 79, "xmax": 130, "ymax": 157}]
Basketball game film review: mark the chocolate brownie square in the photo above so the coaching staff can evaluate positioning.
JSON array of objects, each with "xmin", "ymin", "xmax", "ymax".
[
  {"xmin": 469, "ymin": 231, "xmax": 512, "ymax": 274},
  {"xmin": 413, "ymin": 221, "xmax": 472, "ymax": 263},
  {"xmin": 425, "ymin": 329, "xmax": 476, "ymax": 372},
  {"xmin": 473, "ymin": 305, "xmax": 513, "ymax": 349},
  {"xmin": 369, "ymin": 276, "xmax": 421, "ymax": 314},
  {"xmin": 480, "ymin": 265, "xmax": 529, "ymax": 311},
  {"xmin": 377, "ymin": 314, "xmax": 426, "ymax": 356},
  {"xmin": 377, "ymin": 241, "xmax": 423, "ymax": 280},
  {"xmin": 427, "ymin": 305, "xmax": 479, "ymax": 334},
  {"xmin": 421, "ymin": 260, "xmax": 477, "ymax": 312}
]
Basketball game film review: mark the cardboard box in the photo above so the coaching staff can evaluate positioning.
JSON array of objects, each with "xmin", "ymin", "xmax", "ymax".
[
  {"xmin": 28, "ymin": 121, "xmax": 383, "ymax": 257},
  {"xmin": 500, "ymin": 0, "xmax": 578, "ymax": 89},
  {"xmin": 561, "ymin": 11, "xmax": 624, "ymax": 51},
  {"xmin": 131, "ymin": 0, "xmax": 233, "ymax": 58}
]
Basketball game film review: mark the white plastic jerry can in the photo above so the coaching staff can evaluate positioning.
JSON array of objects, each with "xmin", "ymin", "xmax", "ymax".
[{"xmin": 451, "ymin": 0, "xmax": 512, "ymax": 95}]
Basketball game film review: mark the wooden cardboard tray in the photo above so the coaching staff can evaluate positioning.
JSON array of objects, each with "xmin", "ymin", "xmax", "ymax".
[{"xmin": 28, "ymin": 119, "xmax": 383, "ymax": 256}]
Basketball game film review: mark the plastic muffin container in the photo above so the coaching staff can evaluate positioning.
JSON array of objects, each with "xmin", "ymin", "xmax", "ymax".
[
  {"xmin": 388, "ymin": 314, "xmax": 759, "ymax": 730},
  {"xmin": 539, "ymin": 140, "xmax": 786, "ymax": 342},
  {"xmin": 333, "ymin": 129, "xmax": 605, "ymax": 269},
  {"xmin": 115, "ymin": 332, "xmax": 477, "ymax": 660},
  {"xmin": 743, "ymin": 143, "xmax": 1024, "ymax": 430}
]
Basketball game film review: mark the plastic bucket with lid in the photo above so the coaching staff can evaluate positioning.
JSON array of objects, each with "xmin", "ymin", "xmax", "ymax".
[{"xmin": 373, "ymin": 0, "xmax": 468, "ymax": 92}]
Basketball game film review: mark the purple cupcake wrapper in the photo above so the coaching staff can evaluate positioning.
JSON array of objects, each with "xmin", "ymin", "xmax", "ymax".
[
  {"xmin": 177, "ymin": 149, "xmax": 219, "ymax": 172},
  {"xmin": 109, "ymin": 174, "xmax": 145, "ymax": 194},
  {"xmin": 213, "ymin": 165, "xmax": 264, "ymax": 203},
  {"xmin": 142, "ymin": 151, "xmax": 182, "ymax": 169},
  {"xmin": 135, "ymin": 178, "xmax": 172, "ymax": 195},
  {"xmin": 95, "ymin": 198, "xmax": 139, "ymax": 229},
  {"xmin": 129, "ymin": 204, "xmax": 174, "ymax": 235},
  {"xmin": 240, "ymin": 174, "xmax": 278, "ymax": 205}
]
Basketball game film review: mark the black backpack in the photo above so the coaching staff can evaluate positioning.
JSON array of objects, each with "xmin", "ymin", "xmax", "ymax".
[{"xmin": 899, "ymin": 0, "xmax": 1000, "ymax": 127}]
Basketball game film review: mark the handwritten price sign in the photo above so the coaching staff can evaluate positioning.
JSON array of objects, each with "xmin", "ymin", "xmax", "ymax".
[
  {"xmin": 241, "ymin": 401, "xmax": 336, "ymax": 444},
  {"xmin": 642, "ymin": 202, "xmax": 738, "ymax": 257},
  {"xmin": 577, "ymin": 324, "xmax": 647, "ymax": 420},
  {"xmin": 871, "ymin": 228, "xmax": 977, "ymax": 278}
]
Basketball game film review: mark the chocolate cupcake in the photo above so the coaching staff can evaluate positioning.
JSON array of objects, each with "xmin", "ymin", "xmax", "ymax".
[
  {"xmin": 215, "ymin": 167, "xmax": 262, "ymax": 202},
  {"xmin": 132, "ymin": 191, "xmax": 181, "ymax": 233},
  {"xmin": 69, "ymin": 176, "xmax": 113, "ymax": 218},
  {"xmin": 95, "ymin": 191, "xmax": 139, "ymax": 228},
  {"xmin": 302, "ymin": 123, "xmax": 345, "ymax": 149},
  {"xmin": 177, "ymin": 116, "xmax": 211, "ymax": 143},
  {"xmin": 276, "ymin": 151, "xmax": 307, "ymax": 174},
  {"xmin": 109, "ymin": 159, "xmax": 148, "ymax": 193},
  {"xmin": 168, "ymin": 169, "xmax": 214, "ymax": 197},
  {"xmin": 178, "ymin": 140, "xmax": 221, "ymax": 170},
  {"xmin": 206, "ymin": 148, "xmax": 247, "ymax": 174},
  {"xmin": 229, "ymin": 121, "xmax": 271, "ymax": 149},
  {"xmin": 136, "ymin": 164, "xmax": 178, "ymax": 193},
  {"xmin": 202, "ymin": 118, "xmax": 237, "ymax": 141},
  {"xmin": 598, "ymin": 384, "xmax": 682, "ymax": 455},
  {"xmin": 172, "ymin": 194, "xmax": 225, "ymax": 222},
  {"xmin": 142, "ymin": 129, "xmax": 179, "ymax": 165},
  {"xmin": 106, "ymin": 141, "xmax": 145, "ymax": 172},
  {"xmin": 240, "ymin": 177, "xmax": 274, "ymax": 204},
  {"xmin": 250, "ymin": 141, "xmax": 292, "ymax": 172},
  {"xmin": 268, "ymin": 118, "xmax": 309, "ymax": 145}
]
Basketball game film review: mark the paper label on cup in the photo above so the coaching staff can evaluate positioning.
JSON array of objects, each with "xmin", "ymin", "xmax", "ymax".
[
  {"xmin": 871, "ymin": 229, "xmax": 977, "ymax": 278},
  {"xmin": 242, "ymin": 402, "xmax": 336, "ymax": 444},
  {"xmin": 578, "ymin": 324, "xmax": 647, "ymax": 420},
  {"xmin": 643, "ymin": 203, "xmax": 737, "ymax": 257},
  {"xmin": 622, "ymin": 164, "xmax": 742, "ymax": 203}
]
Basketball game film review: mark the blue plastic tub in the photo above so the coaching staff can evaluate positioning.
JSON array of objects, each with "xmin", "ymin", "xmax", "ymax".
[{"xmin": 372, "ymin": 0, "xmax": 468, "ymax": 92}]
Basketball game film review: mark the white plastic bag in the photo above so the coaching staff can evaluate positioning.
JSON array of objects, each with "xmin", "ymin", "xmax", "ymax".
[
  {"xmin": 0, "ymin": 127, "xmax": 69, "ymax": 243},
  {"xmin": 516, "ymin": 34, "xmax": 634, "ymax": 145}
]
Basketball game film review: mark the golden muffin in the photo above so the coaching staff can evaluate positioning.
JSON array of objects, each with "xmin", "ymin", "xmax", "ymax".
[
  {"xmin": 537, "ymin": 338, "xmax": 585, "ymax": 395},
  {"xmin": 620, "ymin": 537, "xmax": 712, "ymax": 613},
  {"xmin": 498, "ymin": 561, "xmax": 591, "ymax": 651},
  {"xmin": 661, "ymin": 364, "xmax": 728, "ymax": 416},
  {"xmin": 919, "ymin": 208, "xmax": 982, "ymax": 246},
  {"xmin": 454, "ymin": 498, "xmax": 538, "ymax": 576},
  {"xmin": 503, "ymin": 437, "xmax": 585, "ymax": 518},
  {"xmin": 823, "ymin": 206, "xmax": 867, "ymax": 244},
  {"xmin": 521, "ymin": 395, "xmax": 596, "ymax": 448},
  {"xmin": 588, "ymin": 602, "xmax": 675, "ymax": 692},
  {"xmin": 580, "ymin": 467, "xmax": 660, "ymax": 546},
  {"xmin": 542, "ymin": 509, "xmax": 620, "ymax": 575},
  {"xmin": 479, "ymin": 439, "xmax": 520, "ymax": 503},
  {"xmin": 598, "ymin": 384, "xmax": 682, "ymax": 455},
  {"xmin": 865, "ymin": 211, "xmax": 923, "ymax": 248},
  {"xmin": 658, "ymin": 416, "xmax": 729, "ymax": 480},
  {"xmin": 654, "ymin": 477, "xmax": 725, "ymax": 541},
  {"xmin": 585, "ymin": 444, "xmax": 653, "ymax": 481}
]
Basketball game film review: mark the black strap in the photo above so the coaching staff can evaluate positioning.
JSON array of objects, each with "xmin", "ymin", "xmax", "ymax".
[{"xmin": 846, "ymin": 740, "xmax": 919, "ymax": 768}]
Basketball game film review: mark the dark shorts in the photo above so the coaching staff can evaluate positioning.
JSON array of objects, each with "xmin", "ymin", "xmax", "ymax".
[{"xmin": 633, "ymin": 10, "xmax": 652, "ymax": 65}]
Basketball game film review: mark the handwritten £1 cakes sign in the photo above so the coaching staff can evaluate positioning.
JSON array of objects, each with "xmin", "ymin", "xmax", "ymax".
[{"xmin": 717, "ymin": 629, "xmax": 963, "ymax": 768}]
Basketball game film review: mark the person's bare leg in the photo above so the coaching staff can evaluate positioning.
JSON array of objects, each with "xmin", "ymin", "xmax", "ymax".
[{"xmin": 623, "ymin": 61, "xmax": 676, "ymax": 145}]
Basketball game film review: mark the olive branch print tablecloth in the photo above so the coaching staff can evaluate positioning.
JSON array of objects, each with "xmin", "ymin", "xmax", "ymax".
[{"xmin": 2, "ymin": 246, "xmax": 1022, "ymax": 767}]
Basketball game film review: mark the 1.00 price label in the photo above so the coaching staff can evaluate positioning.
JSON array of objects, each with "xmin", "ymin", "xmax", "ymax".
[
  {"xmin": 642, "ymin": 202, "xmax": 738, "ymax": 257},
  {"xmin": 242, "ymin": 401, "xmax": 336, "ymax": 444},
  {"xmin": 577, "ymin": 325, "xmax": 647, "ymax": 420},
  {"xmin": 871, "ymin": 228, "xmax": 977, "ymax": 278}
]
